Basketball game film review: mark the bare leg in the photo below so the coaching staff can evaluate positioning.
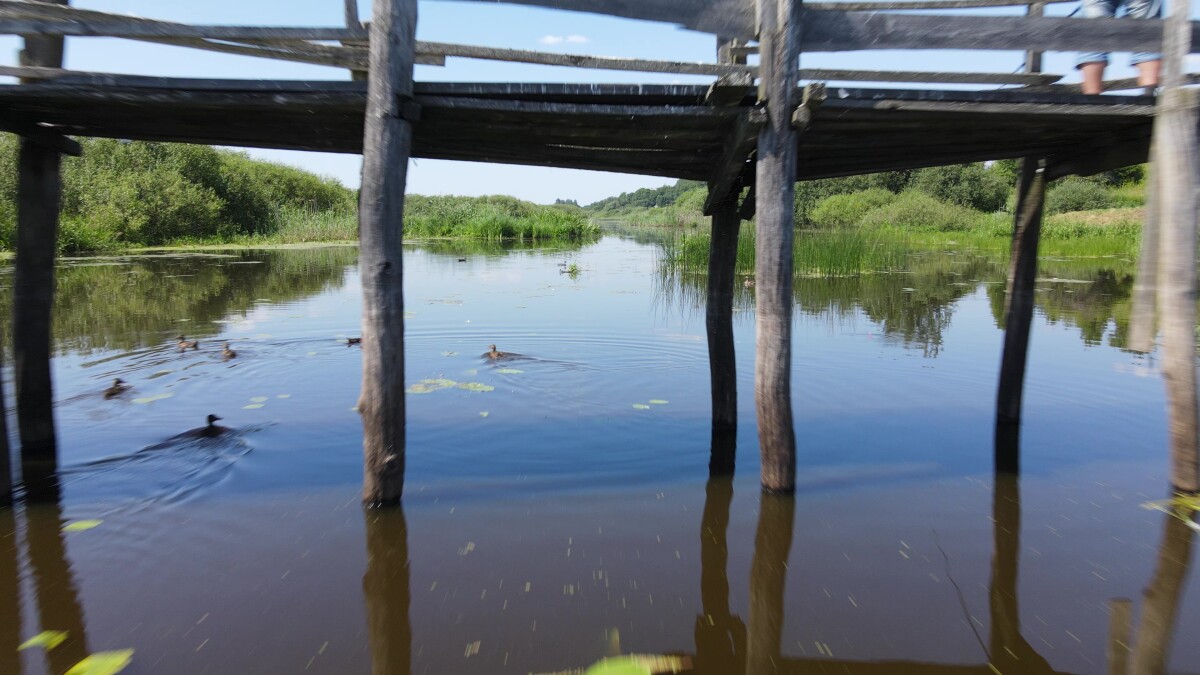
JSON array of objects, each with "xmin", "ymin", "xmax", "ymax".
[
  {"xmin": 1080, "ymin": 61, "xmax": 1106, "ymax": 94},
  {"xmin": 1137, "ymin": 59, "xmax": 1160, "ymax": 89}
]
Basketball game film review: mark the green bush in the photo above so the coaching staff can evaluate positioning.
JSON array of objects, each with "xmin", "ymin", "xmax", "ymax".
[
  {"xmin": 794, "ymin": 171, "xmax": 913, "ymax": 227},
  {"xmin": 1046, "ymin": 177, "xmax": 1115, "ymax": 214},
  {"xmin": 909, "ymin": 163, "xmax": 1009, "ymax": 212},
  {"xmin": 859, "ymin": 191, "xmax": 987, "ymax": 231},
  {"xmin": 810, "ymin": 189, "xmax": 896, "ymax": 228}
]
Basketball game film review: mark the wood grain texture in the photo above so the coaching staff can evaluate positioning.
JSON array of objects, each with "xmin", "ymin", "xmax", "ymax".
[{"xmin": 706, "ymin": 198, "xmax": 742, "ymax": 440}]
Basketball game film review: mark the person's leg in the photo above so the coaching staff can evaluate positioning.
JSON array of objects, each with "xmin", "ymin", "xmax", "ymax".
[
  {"xmin": 1128, "ymin": 0, "xmax": 1162, "ymax": 89},
  {"xmin": 1075, "ymin": 0, "xmax": 1117, "ymax": 93}
]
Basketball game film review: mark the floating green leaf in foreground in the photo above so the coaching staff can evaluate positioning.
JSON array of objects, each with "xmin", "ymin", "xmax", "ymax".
[
  {"xmin": 458, "ymin": 382, "xmax": 495, "ymax": 392},
  {"xmin": 407, "ymin": 378, "xmax": 458, "ymax": 394},
  {"xmin": 582, "ymin": 655, "xmax": 691, "ymax": 675},
  {"xmin": 648, "ymin": 400, "xmax": 669, "ymax": 405},
  {"xmin": 63, "ymin": 520, "xmax": 103, "ymax": 533},
  {"xmin": 1141, "ymin": 495, "xmax": 1200, "ymax": 531},
  {"xmin": 632, "ymin": 404, "xmax": 651, "ymax": 410},
  {"xmin": 66, "ymin": 649, "xmax": 135, "ymax": 675},
  {"xmin": 18, "ymin": 630, "xmax": 69, "ymax": 651}
]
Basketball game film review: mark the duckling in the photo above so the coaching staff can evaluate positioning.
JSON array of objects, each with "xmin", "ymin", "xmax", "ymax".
[
  {"xmin": 175, "ymin": 334, "xmax": 199, "ymax": 351},
  {"xmin": 103, "ymin": 378, "xmax": 131, "ymax": 399},
  {"xmin": 743, "ymin": 278, "xmax": 756, "ymax": 288},
  {"xmin": 482, "ymin": 344, "xmax": 520, "ymax": 360},
  {"xmin": 221, "ymin": 342, "xmax": 237, "ymax": 360},
  {"xmin": 346, "ymin": 337, "xmax": 362, "ymax": 347},
  {"xmin": 186, "ymin": 414, "xmax": 228, "ymax": 439}
]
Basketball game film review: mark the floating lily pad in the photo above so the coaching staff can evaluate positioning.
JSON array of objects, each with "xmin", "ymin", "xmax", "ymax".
[
  {"xmin": 276, "ymin": 394, "xmax": 291, "ymax": 399},
  {"xmin": 407, "ymin": 378, "xmax": 457, "ymax": 394},
  {"xmin": 479, "ymin": 411, "xmax": 489, "ymax": 418},
  {"xmin": 584, "ymin": 655, "xmax": 689, "ymax": 675},
  {"xmin": 243, "ymin": 403, "xmax": 264, "ymax": 410},
  {"xmin": 632, "ymin": 404, "xmax": 651, "ymax": 410},
  {"xmin": 18, "ymin": 630, "xmax": 68, "ymax": 651},
  {"xmin": 63, "ymin": 520, "xmax": 103, "ymax": 533},
  {"xmin": 648, "ymin": 399, "xmax": 669, "ymax": 405},
  {"xmin": 496, "ymin": 368, "xmax": 523, "ymax": 374},
  {"xmin": 249, "ymin": 396, "xmax": 269, "ymax": 403},
  {"xmin": 132, "ymin": 393, "xmax": 173, "ymax": 405},
  {"xmin": 67, "ymin": 649, "xmax": 134, "ymax": 675},
  {"xmin": 457, "ymin": 382, "xmax": 494, "ymax": 392}
]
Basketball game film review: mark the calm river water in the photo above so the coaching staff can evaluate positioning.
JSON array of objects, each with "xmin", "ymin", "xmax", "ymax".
[{"xmin": 0, "ymin": 233, "xmax": 1195, "ymax": 674}]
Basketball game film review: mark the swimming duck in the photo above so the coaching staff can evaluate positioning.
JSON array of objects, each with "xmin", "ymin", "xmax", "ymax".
[
  {"xmin": 175, "ymin": 335, "xmax": 199, "ymax": 351},
  {"xmin": 103, "ymin": 378, "xmax": 131, "ymax": 399},
  {"xmin": 743, "ymin": 278, "xmax": 755, "ymax": 288},
  {"xmin": 222, "ymin": 342, "xmax": 237, "ymax": 360},
  {"xmin": 186, "ymin": 414, "xmax": 228, "ymax": 438},
  {"xmin": 347, "ymin": 337, "xmax": 362, "ymax": 346},
  {"xmin": 482, "ymin": 344, "xmax": 519, "ymax": 360}
]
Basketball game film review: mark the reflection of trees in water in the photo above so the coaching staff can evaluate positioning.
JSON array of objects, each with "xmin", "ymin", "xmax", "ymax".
[
  {"xmin": 0, "ymin": 246, "xmax": 361, "ymax": 355},
  {"xmin": 407, "ymin": 237, "xmax": 590, "ymax": 259},
  {"xmin": 986, "ymin": 263, "xmax": 1137, "ymax": 349}
]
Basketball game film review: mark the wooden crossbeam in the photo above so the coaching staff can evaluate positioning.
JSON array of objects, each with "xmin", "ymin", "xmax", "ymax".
[
  {"xmin": 0, "ymin": 118, "xmax": 80, "ymax": 155},
  {"xmin": 703, "ymin": 109, "xmax": 765, "ymax": 215},
  {"xmin": 1044, "ymin": 125, "xmax": 1151, "ymax": 180}
]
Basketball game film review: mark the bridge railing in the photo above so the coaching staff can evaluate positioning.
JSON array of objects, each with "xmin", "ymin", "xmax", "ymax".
[{"xmin": 0, "ymin": 0, "xmax": 1196, "ymax": 90}]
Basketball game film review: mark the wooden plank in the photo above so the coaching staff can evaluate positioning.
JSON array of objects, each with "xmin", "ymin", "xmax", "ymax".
[
  {"xmin": 1044, "ymin": 126, "xmax": 1151, "ymax": 180},
  {"xmin": 754, "ymin": 0, "xmax": 798, "ymax": 494},
  {"xmin": 833, "ymin": 99, "xmax": 1155, "ymax": 117},
  {"xmin": 808, "ymin": 0, "xmax": 1070, "ymax": 8},
  {"xmin": 704, "ymin": 109, "xmax": 765, "ymax": 215},
  {"xmin": 801, "ymin": 68, "xmax": 1060, "ymax": 85},
  {"xmin": 994, "ymin": 157, "xmax": 1046, "ymax": 471},
  {"xmin": 0, "ymin": 18, "xmax": 366, "ymax": 40},
  {"xmin": 419, "ymin": 40, "xmax": 753, "ymax": 76},
  {"xmin": 358, "ymin": 0, "xmax": 416, "ymax": 506},
  {"xmin": 1024, "ymin": 1, "xmax": 1044, "ymax": 75},
  {"xmin": 344, "ymin": 0, "xmax": 360, "ymax": 26},
  {"xmin": 428, "ymin": 0, "xmax": 754, "ymax": 39},
  {"xmin": 0, "ymin": 118, "xmax": 80, "ymax": 155},
  {"xmin": 1154, "ymin": 87, "xmax": 1200, "ymax": 494},
  {"xmin": 706, "ymin": 199, "xmax": 742, "ymax": 440},
  {"xmin": 415, "ymin": 94, "xmax": 741, "ymax": 119}
]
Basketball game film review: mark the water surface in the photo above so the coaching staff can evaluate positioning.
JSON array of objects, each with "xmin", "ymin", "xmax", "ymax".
[{"xmin": 0, "ymin": 235, "xmax": 1194, "ymax": 674}]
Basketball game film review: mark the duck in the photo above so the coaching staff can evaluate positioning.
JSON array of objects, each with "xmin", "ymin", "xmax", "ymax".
[
  {"xmin": 221, "ymin": 342, "xmax": 237, "ymax": 360},
  {"xmin": 346, "ymin": 337, "xmax": 362, "ymax": 346},
  {"xmin": 185, "ymin": 414, "xmax": 228, "ymax": 439},
  {"xmin": 482, "ymin": 344, "xmax": 519, "ymax": 360},
  {"xmin": 103, "ymin": 378, "xmax": 131, "ymax": 399},
  {"xmin": 175, "ymin": 334, "xmax": 199, "ymax": 351},
  {"xmin": 743, "ymin": 278, "xmax": 756, "ymax": 288}
]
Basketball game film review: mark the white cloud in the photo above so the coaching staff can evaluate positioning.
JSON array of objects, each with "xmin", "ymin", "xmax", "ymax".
[{"xmin": 538, "ymin": 34, "xmax": 589, "ymax": 46}]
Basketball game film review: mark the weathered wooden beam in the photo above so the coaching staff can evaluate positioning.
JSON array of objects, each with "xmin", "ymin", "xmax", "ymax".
[
  {"xmin": 1053, "ymin": 73, "xmax": 1200, "ymax": 93},
  {"xmin": 994, "ymin": 157, "xmax": 1046, "ymax": 471},
  {"xmin": 419, "ymin": 40, "xmax": 753, "ymax": 77},
  {"xmin": 0, "ymin": 118, "xmax": 80, "ymax": 156},
  {"xmin": 0, "ymin": 18, "xmax": 366, "ymax": 40},
  {"xmin": 706, "ymin": 197, "xmax": 742, "ymax": 443},
  {"xmin": 1044, "ymin": 125, "xmax": 1151, "ymax": 180},
  {"xmin": 358, "ymin": 0, "xmax": 416, "ymax": 506},
  {"xmin": 704, "ymin": 110, "xmax": 764, "ymax": 216},
  {"xmin": 428, "ymin": 0, "xmax": 754, "ymax": 39},
  {"xmin": 834, "ymin": 98, "xmax": 1154, "ymax": 116},
  {"xmin": 809, "ymin": 0, "xmax": 1070, "ymax": 8},
  {"xmin": 801, "ymin": 68, "xmax": 1061, "ymax": 85},
  {"xmin": 755, "ymin": 0, "xmax": 799, "ymax": 494},
  {"xmin": 14, "ymin": 0, "xmax": 66, "ymax": 505},
  {"xmin": 739, "ymin": 184, "xmax": 756, "ymax": 220},
  {"xmin": 1024, "ymin": 1, "xmax": 1044, "ymax": 74},
  {"xmin": 345, "ymin": 0, "xmax": 360, "ymax": 27}
]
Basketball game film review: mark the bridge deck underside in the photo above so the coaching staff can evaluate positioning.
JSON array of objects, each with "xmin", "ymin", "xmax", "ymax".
[{"xmin": 0, "ymin": 80, "xmax": 1155, "ymax": 181}]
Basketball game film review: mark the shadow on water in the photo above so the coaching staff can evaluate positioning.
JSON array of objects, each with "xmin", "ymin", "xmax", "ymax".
[
  {"xmin": 1127, "ymin": 496, "xmax": 1197, "ymax": 674},
  {"xmin": 363, "ymin": 507, "xmax": 412, "ymax": 675}
]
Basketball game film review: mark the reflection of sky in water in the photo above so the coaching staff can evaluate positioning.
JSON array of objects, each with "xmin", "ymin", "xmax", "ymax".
[{"xmin": 1, "ymin": 237, "xmax": 1191, "ymax": 674}]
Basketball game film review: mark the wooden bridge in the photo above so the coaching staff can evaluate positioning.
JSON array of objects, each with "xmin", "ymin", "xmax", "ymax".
[{"xmin": 0, "ymin": 0, "xmax": 1198, "ymax": 509}]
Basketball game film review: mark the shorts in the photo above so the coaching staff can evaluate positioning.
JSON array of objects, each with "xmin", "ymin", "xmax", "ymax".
[{"xmin": 1075, "ymin": 0, "xmax": 1162, "ymax": 68}]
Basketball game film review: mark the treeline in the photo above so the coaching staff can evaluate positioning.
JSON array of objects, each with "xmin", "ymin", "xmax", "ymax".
[
  {"xmin": 0, "ymin": 138, "xmax": 594, "ymax": 252},
  {"xmin": 589, "ymin": 162, "xmax": 1146, "ymax": 231},
  {"xmin": 0, "ymin": 137, "xmax": 355, "ymax": 251}
]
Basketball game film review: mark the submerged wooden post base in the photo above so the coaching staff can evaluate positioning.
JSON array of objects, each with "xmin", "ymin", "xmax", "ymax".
[
  {"xmin": 358, "ymin": 0, "xmax": 417, "ymax": 505},
  {"xmin": 754, "ymin": 0, "xmax": 799, "ymax": 494},
  {"xmin": 994, "ymin": 157, "xmax": 1046, "ymax": 474},
  {"xmin": 706, "ymin": 198, "xmax": 741, "ymax": 440}
]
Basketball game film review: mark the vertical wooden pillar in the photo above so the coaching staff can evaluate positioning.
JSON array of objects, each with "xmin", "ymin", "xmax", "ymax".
[
  {"xmin": 1130, "ymin": 507, "xmax": 1195, "ymax": 673},
  {"xmin": 1023, "ymin": 2, "xmax": 1044, "ymax": 74},
  {"xmin": 14, "ymin": 5, "xmax": 68, "ymax": 503},
  {"xmin": 754, "ymin": 0, "xmax": 799, "ymax": 493},
  {"xmin": 707, "ymin": 199, "xmax": 741, "ymax": 452},
  {"xmin": 994, "ymin": 158, "xmax": 1046, "ymax": 474},
  {"xmin": 363, "ymin": 509, "xmax": 412, "ymax": 675},
  {"xmin": 745, "ymin": 493, "xmax": 794, "ymax": 674},
  {"xmin": 358, "ymin": 0, "xmax": 417, "ymax": 505}
]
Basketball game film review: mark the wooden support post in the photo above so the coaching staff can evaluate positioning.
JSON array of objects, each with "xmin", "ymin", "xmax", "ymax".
[
  {"xmin": 745, "ymin": 493, "xmax": 794, "ymax": 674},
  {"xmin": 1130, "ymin": 507, "xmax": 1196, "ymax": 674},
  {"xmin": 1107, "ymin": 598, "xmax": 1133, "ymax": 675},
  {"xmin": 363, "ymin": 508, "xmax": 412, "ymax": 675},
  {"xmin": 344, "ymin": 0, "xmax": 368, "ymax": 81},
  {"xmin": 358, "ymin": 0, "xmax": 417, "ymax": 506},
  {"xmin": 14, "ymin": 1, "xmax": 68, "ymax": 503},
  {"xmin": 1023, "ymin": 2, "xmax": 1044, "ymax": 74},
  {"xmin": 707, "ymin": 197, "xmax": 741, "ymax": 443},
  {"xmin": 754, "ymin": 0, "xmax": 799, "ymax": 494},
  {"xmin": 994, "ymin": 157, "xmax": 1046, "ymax": 474}
]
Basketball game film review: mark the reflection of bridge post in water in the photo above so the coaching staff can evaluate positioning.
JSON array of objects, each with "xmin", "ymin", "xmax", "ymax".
[
  {"xmin": 988, "ymin": 473, "xmax": 1053, "ymax": 673},
  {"xmin": 25, "ymin": 502, "xmax": 90, "ymax": 673},
  {"xmin": 1, "ymin": 507, "xmax": 21, "ymax": 674},
  {"xmin": 363, "ymin": 508, "xmax": 412, "ymax": 675},
  {"xmin": 1, "ymin": 325, "xmax": 11, "ymax": 504},
  {"xmin": 694, "ymin": 476, "xmax": 745, "ymax": 675},
  {"xmin": 1127, "ymin": 501, "xmax": 1196, "ymax": 674},
  {"xmin": 746, "ymin": 492, "xmax": 795, "ymax": 674}
]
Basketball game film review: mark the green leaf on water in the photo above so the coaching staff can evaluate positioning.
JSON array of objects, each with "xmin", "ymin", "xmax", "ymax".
[
  {"xmin": 496, "ymin": 368, "xmax": 523, "ymax": 374},
  {"xmin": 407, "ymin": 378, "xmax": 457, "ymax": 394},
  {"xmin": 249, "ymin": 396, "xmax": 269, "ymax": 403},
  {"xmin": 66, "ymin": 649, "xmax": 134, "ymax": 675},
  {"xmin": 132, "ymin": 393, "xmax": 173, "ymax": 405},
  {"xmin": 62, "ymin": 520, "xmax": 103, "ymax": 533},
  {"xmin": 276, "ymin": 394, "xmax": 291, "ymax": 399},
  {"xmin": 458, "ymin": 382, "xmax": 495, "ymax": 392},
  {"xmin": 632, "ymin": 404, "xmax": 651, "ymax": 410},
  {"xmin": 243, "ymin": 403, "xmax": 264, "ymax": 410},
  {"xmin": 583, "ymin": 655, "xmax": 689, "ymax": 675},
  {"xmin": 18, "ymin": 630, "xmax": 68, "ymax": 651},
  {"xmin": 648, "ymin": 400, "xmax": 669, "ymax": 405}
]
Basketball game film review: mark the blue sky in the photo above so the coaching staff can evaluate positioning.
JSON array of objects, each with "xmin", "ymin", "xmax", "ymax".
[{"xmin": 2, "ymin": 0, "xmax": 1192, "ymax": 204}]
